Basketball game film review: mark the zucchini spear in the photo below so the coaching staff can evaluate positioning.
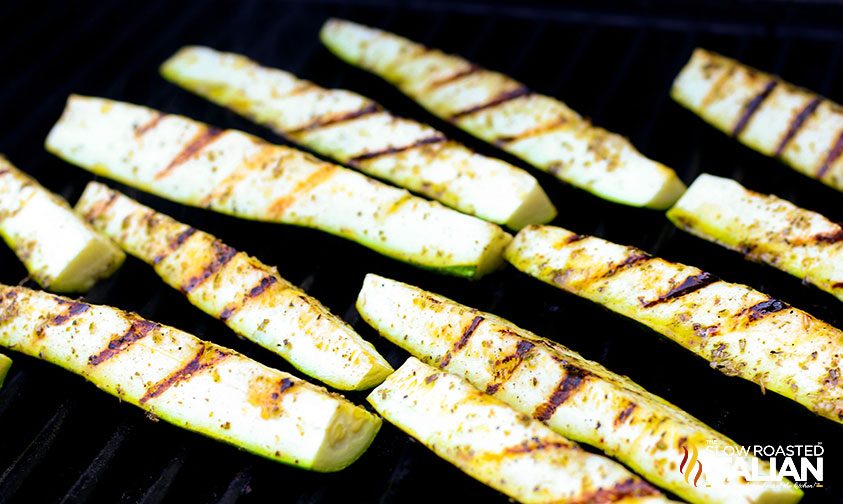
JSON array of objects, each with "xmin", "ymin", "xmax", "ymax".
[
  {"xmin": 0, "ymin": 354, "xmax": 10, "ymax": 388},
  {"xmin": 0, "ymin": 156, "xmax": 124, "ymax": 292},
  {"xmin": 668, "ymin": 173, "xmax": 843, "ymax": 303},
  {"xmin": 358, "ymin": 274, "xmax": 802, "ymax": 504},
  {"xmin": 75, "ymin": 181, "xmax": 392, "ymax": 390},
  {"xmin": 369, "ymin": 357, "xmax": 672, "ymax": 504},
  {"xmin": 160, "ymin": 46, "xmax": 556, "ymax": 230},
  {"xmin": 45, "ymin": 95, "xmax": 511, "ymax": 279},
  {"xmin": 506, "ymin": 225, "xmax": 843, "ymax": 425},
  {"xmin": 672, "ymin": 49, "xmax": 843, "ymax": 191},
  {"xmin": 319, "ymin": 19, "xmax": 686, "ymax": 210},
  {"xmin": 0, "ymin": 284, "xmax": 381, "ymax": 471}
]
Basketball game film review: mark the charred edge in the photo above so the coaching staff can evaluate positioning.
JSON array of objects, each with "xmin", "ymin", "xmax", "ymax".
[
  {"xmin": 287, "ymin": 103, "xmax": 382, "ymax": 134},
  {"xmin": 601, "ymin": 252, "xmax": 651, "ymax": 279},
  {"xmin": 51, "ymin": 301, "xmax": 90, "ymax": 325},
  {"xmin": 833, "ymin": 282, "xmax": 843, "ymax": 289},
  {"xmin": 485, "ymin": 340, "xmax": 535, "ymax": 395},
  {"xmin": 494, "ymin": 117, "xmax": 568, "ymax": 146},
  {"xmin": 449, "ymin": 86, "xmax": 531, "ymax": 120},
  {"xmin": 732, "ymin": 80, "xmax": 777, "ymax": 137},
  {"xmin": 140, "ymin": 345, "xmax": 229, "ymax": 404},
  {"xmin": 153, "ymin": 227, "xmax": 197, "ymax": 265},
  {"xmin": 748, "ymin": 298, "xmax": 788, "ymax": 321},
  {"xmin": 816, "ymin": 130, "xmax": 843, "ymax": 180},
  {"xmin": 615, "ymin": 402, "xmax": 637, "ymax": 426},
  {"xmin": 642, "ymin": 272, "xmax": 719, "ymax": 308},
  {"xmin": 813, "ymin": 228, "xmax": 843, "ymax": 244},
  {"xmin": 533, "ymin": 365, "xmax": 588, "ymax": 422},
  {"xmin": 348, "ymin": 135, "xmax": 447, "ymax": 164},
  {"xmin": 84, "ymin": 193, "xmax": 118, "ymax": 222},
  {"xmin": 181, "ymin": 241, "xmax": 237, "ymax": 293},
  {"xmin": 575, "ymin": 478, "xmax": 659, "ymax": 504},
  {"xmin": 89, "ymin": 319, "xmax": 158, "ymax": 365},
  {"xmin": 503, "ymin": 437, "xmax": 568, "ymax": 455},
  {"xmin": 155, "ymin": 127, "xmax": 223, "ymax": 180},
  {"xmin": 775, "ymin": 98, "xmax": 821, "ymax": 156},
  {"xmin": 565, "ymin": 234, "xmax": 587, "ymax": 245},
  {"xmin": 425, "ymin": 65, "xmax": 480, "ymax": 90},
  {"xmin": 439, "ymin": 315, "xmax": 484, "ymax": 368},
  {"xmin": 134, "ymin": 113, "xmax": 165, "ymax": 137}
]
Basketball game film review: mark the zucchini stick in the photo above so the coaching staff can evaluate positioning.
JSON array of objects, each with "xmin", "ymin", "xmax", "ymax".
[
  {"xmin": 0, "ymin": 284, "xmax": 381, "ymax": 471},
  {"xmin": 506, "ymin": 225, "xmax": 843, "ymax": 425},
  {"xmin": 0, "ymin": 156, "xmax": 124, "ymax": 292},
  {"xmin": 160, "ymin": 46, "xmax": 556, "ymax": 230},
  {"xmin": 357, "ymin": 274, "xmax": 802, "ymax": 504},
  {"xmin": 672, "ymin": 49, "xmax": 843, "ymax": 192},
  {"xmin": 45, "ymin": 95, "xmax": 511, "ymax": 279},
  {"xmin": 0, "ymin": 354, "xmax": 10, "ymax": 388},
  {"xmin": 668, "ymin": 173, "xmax": 843, "ymax": 303},
  {"xmin": 369, "ymin": 357, "xmax": 673, "ymax": 504},
  {"xmin": 75, "ymin": 181, "xmax": 392, "ymax": 390},
  {"xmin": 320, "ymin": 19, "xmax": 686, "ymax": 210}
]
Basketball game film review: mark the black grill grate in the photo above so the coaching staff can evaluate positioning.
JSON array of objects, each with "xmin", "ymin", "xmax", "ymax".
[{"xmin": 1, "ymin": 1, "xmax": 842, "ymax": 502}]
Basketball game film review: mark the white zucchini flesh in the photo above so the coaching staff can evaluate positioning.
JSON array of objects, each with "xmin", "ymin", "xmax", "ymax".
[
  {"xmin": 0, "ymin": 156, "xmax": 124, "ymax": 292},
  {"xmin": 369, "ymin": 357, "xmax": 673, "ymax": 504},
  {"xmin": 0, "ymin": 284, "xmax": 381, "ymax": 471},
  {"xmin": 669, "ymin": 173, "xmax": 843, "ymax": 303},
  {"xmin": 45, "ymin": 95, "xmax": 512, "ymax": 279},
  {"xmin": 75, "ymin": 182, "xmax": 392, "ymax": 390},
  {"xmin": 160, "ymin": 46, "xmax": 557, "ymax": 230},
  {"xmin": 0, "ymin": 354, "xmax": 10, "ymax": 388},
  {"xmin": 672, "ymin": 48, "xmax": 843, "ymax": 192},
  {"xmin": 319, "ymin": 19, "xmax": 686, "ymax": 210},
  {"xmin": 506, "ymin": 225, "xmax": 843, "ymax": 425},
  {"xmin": 357, "ymin": 274, "xmax": 802, "ymax": 504}
]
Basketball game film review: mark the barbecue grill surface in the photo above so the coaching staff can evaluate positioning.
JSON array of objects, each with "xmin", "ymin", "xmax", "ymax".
[{"xmin": 0, "ymin": 1, "xmax": 841, "ymax": 502}]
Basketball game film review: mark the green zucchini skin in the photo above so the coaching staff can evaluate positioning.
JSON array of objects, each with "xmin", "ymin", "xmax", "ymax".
[
  {"xmin": 0, "ymin": 284, "xmax": 381, "ymax": 471},
  {"xmin": 357, "ymin": 274, "xmax": 803, "ymax": 504},
  {"xmin": 668, "ymin": 173, "xmax": 843, "ymax": 303},
  {"xmin": 319, "ymin": 19, "xmax": 686, "ymax": 210},
  {"xmin": 45, "ymin": 95, "xmax": 512, "ymax": 279},
  {"xmin": 0, "ymin": 155, "xmax": 125, "ymax": 292},
  {"xmin": 75, "ymin": 181, "xmax": 393, "ymax": 391},
  {"xmin": 506, "ymin": 225, "xmax": 843, "ymax": 426},
  {"xmin": 0, "ymin": 354, "xmax": 10, "ymax": 389},
  {"xmin": 160, "ymin": 46, "xmax": 557, "ymax": 230},
  {"xmin": 672, "ymin": 49, "xmax": 843, "ymax": 192}
]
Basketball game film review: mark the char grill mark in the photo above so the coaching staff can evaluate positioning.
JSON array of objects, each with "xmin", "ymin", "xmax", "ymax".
[
  {"xmin": 817, "ymin": 130, "xmax": 843, "ymax": 179},
  {"xmin": 485, "ymin": 339, "xmax": 536, "ymax": 395},
  {"xmin": 89, "ymin": 319, "xmax": 158, "ymax": 365},
  {"xmin": 425, "ymin": 66, "xmax": 480, "ymax": 90},
  {"xmin": 134, "ymin": 113, "xmax": 165, "ymax": 137},
  {"xmin": 140, "ymin": 345, "xmax": 230, "ymax": 404},
  {"xmin": 287, "ymin": 103, "xmax": 382, "ymax": 135},
  {"xmin": 83, "ymin": 193, "xmax": 118, "ymax": 222},
  {"xmin": 642, "ymin": 272, "xmax": 719, "ymax": 308},
  {"xmin": 494, "ymin": 117, "xmax": 568, "ymax": 146},
  {"xmin": 221, "ymin": 275, "xmax": 279, "ymax": 322},
  {"xmin": 577, "ymin": 478, "xmax": 659, "ymax": 503},
  {"xmin": 268, "ymin": 165, "xmax": 337, "ymax": 217},
  {"xmin": 153, "ymin": 227, "xmax": 197, "ymax": 265},
  {"xmin": 449, "ymin": 86, "xmax": 531, "ymax": 120},
  {"xmin": 775, "ymin": 97, "xmax": 821, "ymax": 156},
  {"xmin": 747, "ymin": 298, "xmax": 788, "ymax": 321},
  {"xmin": 439, "ymin": 316, "xmax": 484, "ymax": 368},
  {"xmin": 533, "ymin": 364, "xmax": 589, "ymax": 422},
  {"xmin": 155, "ymin": 126, "xmax": 223, "ymax": 180},
  {"xmin": 502, "ymin": 437, "xmax": 568, "ymax": 455},
  {"xmin": 51, "ymin": 301, "xmax": 90, "ymax": 326},
  {"xmin": 732, "ymin": 80, "xmax": 777, "ymax": 136},
  {"xmin": 348, "ymin": 135, "xmax": 447, "ymax": 164},
  {"xmin": 180, "ymin": 241, "xmax": 237, "ymax": 293},
  {"xmin": 601, "ymin": 252, "xmax": 651, "ymax": 279}
]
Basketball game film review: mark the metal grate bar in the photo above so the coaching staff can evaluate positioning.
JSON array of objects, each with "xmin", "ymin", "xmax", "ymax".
[
  {"xmin": 58, "ymin": 423, "xmax": 133, "ymax": 504},
  {"xmin": 589, "ymin": 29, "xmax": 647, "ymax": 123},
  {"xmin": 137, "ymin": 452, "xmax": 186, "ymax": 504},
  {"xmin": 214, "ymin": 468, "xmax": 252, "ymax": 504}
]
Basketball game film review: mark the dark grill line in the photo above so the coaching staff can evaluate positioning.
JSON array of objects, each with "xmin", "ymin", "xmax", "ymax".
[
  {"xmin": 816, "ymin": 130, "xmax": 843, "ymax": 179},
  {"xmin": 51, "ymin": 301, "xmax": 90, "ymax": 326},
  {"xmin": 221, "ymin": 275, "xmax": 279, "ymax": 322},
  {"xmin": 775, "ymin": 97, "xmax": 821, "ymax": 156},
  {"xmin": 135, "ymin": 113, "xmax": 165, "ymax": 137},
  {"xmin": 439, "ymin": 315, "xmax": 484, "ymax": 368},
  {"xmin": 181, "ymin": 241, "xmax": 237, "ymax": 293},
  {"xmin": 153, "ymin": 227, "xmax": 197, "ymax": 265},
  {"xmin": 642, "ymin": 272, "xmax": 718, "ymax": 308},
  {"xmin": 286, "ymin": 103, "xmax": 382, "ymax": 135},
  {"xmin": 493, "ymin": 117, "xmax": 567, "ymax": 146},
  {"xmin": 485, "ymin": 340, "xmax": 535, "ymax": 395},
  {"xmin": 139, "ymin": 345, "xmax": 229, "ymax": 404},
  {"xmin": 348, "ymin": 135, "xmax": 447, "ymax": 164},
  {"xmin": 747, "ymin": 298, "xmax": 788, "ymax": 321},
  {"xmin": 601, "ymin": 252, "xmax": 651, "ymax": 279},
  {"xmin": 449, "ymin": 86, "xmax": 531, "ymax": 120},
  {"xmin": 88, "ymin": 319, "xmax": 158, "ymax": 366},
  {"xmin": 83, "ymin": 193, "xmax": 118, "ymax": 222},
  {"xmin": 155, "ymin": 126, "xmax": 223, "ymax": 180},
  {"xmin": 732, "ymin": 80, "xmax": 777, "ymax": 137},
  {"xmin": 425, "ymin": 65, "xmax": 480, "ymax": 90},
  {"xmin": 533, "ymin": 364, "xmax": 588, "ymax": 422}
]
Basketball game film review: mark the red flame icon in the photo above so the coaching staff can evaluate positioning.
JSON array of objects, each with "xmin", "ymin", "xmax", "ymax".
[{"xmin": 680, "ymin": 445, "xmax": 704, "ymax": 487}]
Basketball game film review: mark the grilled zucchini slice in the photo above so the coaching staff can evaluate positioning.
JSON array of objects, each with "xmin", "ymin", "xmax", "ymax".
[
  {"xmin": 0, "ymin": 284, "xmax": 381, "ymax": 471},
  {"xmin": 506, "ymin": 225, "xmax": 843, "ymax": 425},
  {"xmin": 0, "ymin": 156, "xmax": 124, "ymax": 292},
  {"xmin": 160, "ymin": 46, "xmax": 556, "ymax": 230},
  {"xmin": 358, "ymin": 274, "xmax": 802, "ymax": 504},
  {"xmin": 45, "ymin": 95, "xmax": 511, "ymax": 279},
  {"xmin": 75, "ymin": 181, "xmax": 392, "ymax": 390},
  {"xmin": 668, "ymin": 173, "xmax": 843, "ymax": 303},
  {"xmin": 320, "ymin": 19, "xmax": 686, "ymax": 210},
  {"xmin": 672, "ymin": 48, "xmax": 843, "ymax": 191},
  {"xmin": 0, "ymin": 354, "xmax": 10, "ymax": 388},
  {"xmin": 369, "ymin": 357, "xmax": 672, "ymax": 504}
]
